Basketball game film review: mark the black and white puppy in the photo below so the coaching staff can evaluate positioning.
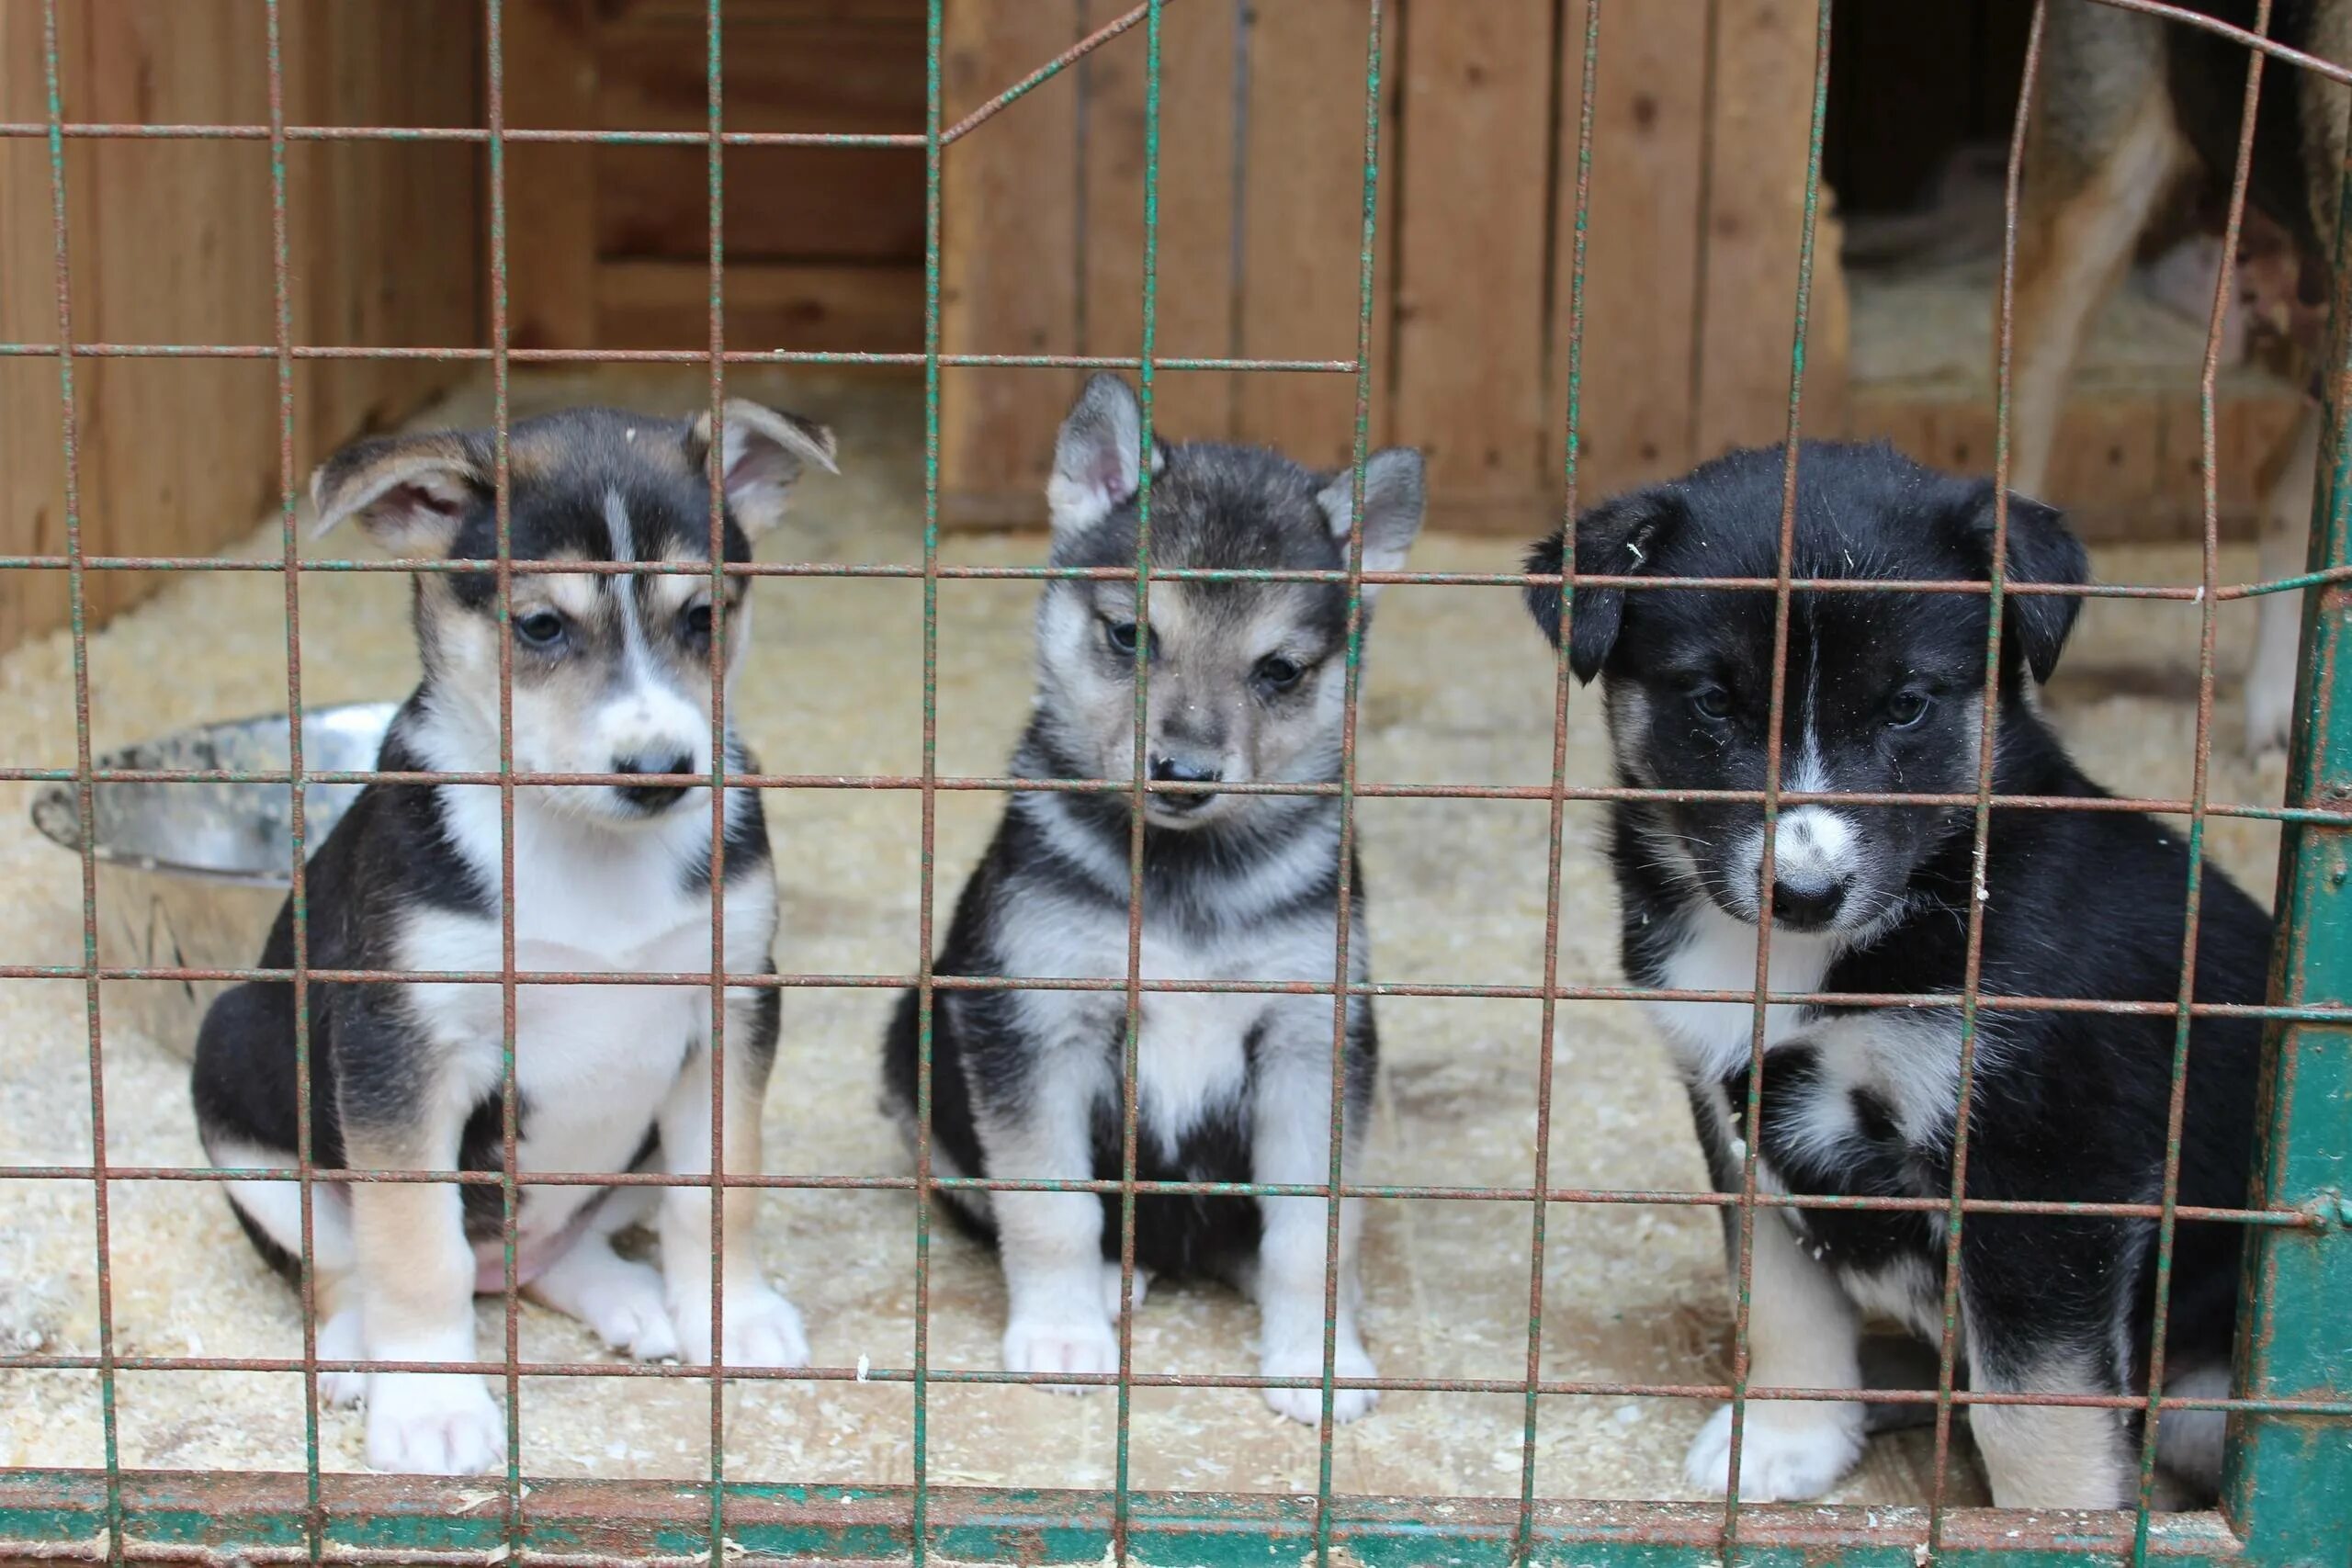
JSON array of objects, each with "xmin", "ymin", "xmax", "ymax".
[
  {"xmin": 192, "ymin": 401, "xmax": 836, "ymax": 1474},
  {"xmin": 882, "ymin": 374, "xmax": 1422, "ymax": 1423},
  {"xmin": 1524, "ymin": 442, "xmax": 2268, "ymax": 1507}
]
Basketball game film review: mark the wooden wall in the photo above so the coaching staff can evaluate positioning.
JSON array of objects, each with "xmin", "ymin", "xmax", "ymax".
[
  {"xmin": 936, "ymin": 0, "xmax": 1847, "ymax": 532},
  {"xmin": 0, "ymin": 0, "xmax": 482, "ymax": 653},
  {"xmin": 504, "ymin": 0, "xmax": 927, "ymax": 355}
]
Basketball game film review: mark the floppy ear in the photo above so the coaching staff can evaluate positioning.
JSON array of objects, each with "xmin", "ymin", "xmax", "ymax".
[
  {"xmin": 309, "ymin": 430, "xmax": 492, "ymax": 557},
  {"xmin": 1524, "ymin": 490, "xmax": 1687, "ymax": 683},
  {"xmin": 687, "ymin": 398, "xmax": 840, "ymax": 538},
  {"xmin": 1316, "ymin": 447, "xmax": 1424, "ymax": 594},
  {"xmin": 1046, "ymin": 373, "xmax": 1168, "ymax": 534},
  {"xmin": 1942, "ymin": 479, "xmax": 2088, "ymax": 683}
]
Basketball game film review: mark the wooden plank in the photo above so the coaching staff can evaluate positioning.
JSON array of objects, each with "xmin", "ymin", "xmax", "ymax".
[
  {"xmin": 284, "ymin": 1, "xmax": 482, "ymax": 447},
  {"xmin": 504, "ymin": 0, "xmax": 599, "ymax": 350},
  {"xmin": 1235, "ymin": 0, "xmax": 1396, "ymax": 473},
  {"xmin": 1078, "ymin": 0, "xmax": 1238, "ymax": 443},
  {"xmin": 592, "ymin": 0, "xmax": 923, "ymax": 266},
  {"xmin": 1552, "ymin": 0, "xmax": 1709, "ymax": 502},
  {"xmin": 0, "ymin": 1, "xmax": 482, "ymax": 656},
  {"xmin": 1393, "ymin": 0, "xmax": 1555, "ymax": 500},
  {"xmin": 938, "ymin": 0, "xmax": 1084, "ymax": 525},
  {"xmin": 594, "ymin": 260, "xmax": 923, "ymax": 354},
  {"xmin": 1694, "ymin": 0, "xmax": 1849, "ymax": 460}
]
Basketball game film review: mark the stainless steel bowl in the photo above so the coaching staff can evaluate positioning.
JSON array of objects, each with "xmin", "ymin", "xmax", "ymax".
[{"xmin": 29, "ymin": 703, "xmax": 398, "ymax": 1060}]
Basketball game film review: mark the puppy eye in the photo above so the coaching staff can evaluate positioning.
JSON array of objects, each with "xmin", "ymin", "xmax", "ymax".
[
  {"xmin": 514, "ymin": 611, "xmax": 566, "ymax": 649},
  {"xmin": 684, "ymin": 604, "xmax": 715, "ymax": 640},
  {"xmin": 1104, "ymin": 619, "xmax": 1149, "ymax": 658},
  {"xmin": 1888, "ymin": 688, "xmax": 1934, "ymax": 729},
  {"xmin": 1688, "ymin": 683, "xmax": 1732, "ymax": 721},
  {"xmin": 1255, "ymin": 654, "xmax": 1305, "ymax": 691}
]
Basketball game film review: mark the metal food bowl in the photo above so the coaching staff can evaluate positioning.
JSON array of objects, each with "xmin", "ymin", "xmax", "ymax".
[{"xmin": 29, "ymin": 703, "xmax": 397, "ymax": 1061}]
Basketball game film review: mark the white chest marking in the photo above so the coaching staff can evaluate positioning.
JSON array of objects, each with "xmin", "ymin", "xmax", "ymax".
[
  {"xmin": 396, "ymin": 788, "xmax": 776, "ymax": 1243},
  {"xmin": 1646, "ymin": 900, "xmax": 1838, "ymax": 1084},
  {"xmin": 992, "ymin": 887, "xmax": 1346, "ymax": 1157}
]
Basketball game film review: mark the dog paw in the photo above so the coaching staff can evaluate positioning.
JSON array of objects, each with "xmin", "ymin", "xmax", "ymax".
[
  {"xmin": 670, "ymin": 1283, "xmax": 809, "ymax": 1370},
  {"xmin": 1002, "ymin": 1311, "xmax": 1121, "ymax": 1393},
  {"xmin": 581, "ymin": 1264, "xmax": 681, "ymax": 1362},
  {"xmin": 316, "ymin": 1309, "xmax": 367, "ymax": 1408},
  {"xmin": 1100, "ymin": 1261, "xmax": 1150, "ymax": 1318},
  {"xmin": 365, "ymin": 1373, "xmax": 505, "ymax": 1475},
  {"xmin": 1683, "ymin": 1399, "xmax": 1865, "ymax": 1502},
  {"xmin": 1261, "ymin": 1332, "xmax": 1378, "ymax": 1426}
]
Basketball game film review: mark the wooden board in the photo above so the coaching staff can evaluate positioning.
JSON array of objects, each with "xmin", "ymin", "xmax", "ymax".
[
  {"xmin": 1394, "ymin": 0, "xmax": 1555, "ymax": 501},
  {"xmin": 1552, "ymin": 0, "xmax": 1709, "ymax": 503},
  {"xmin": 1235, "ymin": 0, "xmax": 1396, "ymax": 476},
  {"xmin": 1695, "ymin": 0, "xmax": 1849, "ymax": 459},
  {"xmin": 938, "ymin": 0, "xmax": 1084, "ymax": 526},
  {"xmin": 0, "ymin": 1, "xmax": 481, "ymax": 656},
  {"xmin": 503, "ymin": 0, "xmax": 598, "ymax": 352},
  {"xmin": 1078, "ymin": 0, "xmax": 1238, "ymax": 444},
  {"xmin": 594, "ymin": 259, "xmax": 923, "ymax": 354}
]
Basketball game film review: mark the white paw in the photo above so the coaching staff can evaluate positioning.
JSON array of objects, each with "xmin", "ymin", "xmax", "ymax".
[
  {"xmin": 364, "ymin": 1373, "xmax": 505, "ymax": 1475},
  {"xmin": 671, "ymin": 1283, "xmax": 810, "ymax": 1369},
  {"xmin": 316, "ymin": 1310, "xmax": 367, "ymax": 1408},
  {"xmin": 1002, "ymin": 1311, "xmax": 1121, "ymax": 1393},
  {"xmin": 579, "ymin": 1262, "xmax": 681, "ymax": 1361},
  {"xmin": 2245, "ymin": 668, "xmax": 2297, "ymax": 758},
  {"xmin": 1683, "ymin": 1399, "xmax": 1865, "ymax": 1502},
  {"xmin": 1100, "ymin": 1261, "xmax": 1150, "ymax": 1318},
  {"xmin": 1261, "ymin": 1331, "xmax": 1378, "ymax": 1425}
]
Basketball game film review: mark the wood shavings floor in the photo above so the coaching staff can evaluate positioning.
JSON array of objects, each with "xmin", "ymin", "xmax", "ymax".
[{"xmin": 0, "ymin": 369, "xmax": 2292, "ymax": 1506}]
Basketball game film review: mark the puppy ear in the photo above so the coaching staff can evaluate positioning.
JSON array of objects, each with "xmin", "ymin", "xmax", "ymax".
[
  {"xmin": 1316, "ymin": 448, "xmax": 1424, "ymax": 593},
  {"xmin": 309, "ymin": 430, "xmax": 492, "ymax": 556},
  {"xmin": 688, "ymin": 398, "xmax": 840, "ymax": 539},
  {"xmin": 1945, "ymin": 480, "xmax": 2088, "ymax": 683},
  {"xmin": 1525, "ymin": 491, "xmax": 1686, "ymax": 683},
  {"xmin": 1047, "ymin": 373, "xmax": 1167, "ymax": 534}
]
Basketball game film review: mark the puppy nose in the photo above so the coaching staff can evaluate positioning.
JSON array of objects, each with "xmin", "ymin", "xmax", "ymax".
[
  {"xmin": 1147, "ymin": 753, "xmax": 1220, "ymax": 811},
  {"xmin": 1770, "ymin": 873, "xmax": 1845, "ymax": 931},
  {"xmin": 612, "ymin": 750, "xmax": 694, "ymax": 812}
]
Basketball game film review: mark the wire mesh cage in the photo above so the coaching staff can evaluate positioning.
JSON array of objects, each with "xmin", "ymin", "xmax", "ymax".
[{"xmin": 0, "ymin": 1, "xmax": 2347, "ymax": 1565}]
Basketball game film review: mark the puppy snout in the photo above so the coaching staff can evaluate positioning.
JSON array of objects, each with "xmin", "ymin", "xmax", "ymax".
[
  {"xmin": 1770, "ymin": 873, "xmax": 1845, "ymax": 931},
  {"xmin": 612, "ymin": 749, "xmax": 694, "ymax": 813},
  {"xmin": 1147, "ymin": 751, "xmax": 1221, "ymax": 812},
  {"xmin": 1768, "ymin": 806, "xmax": 1857, "ymax": 931}
]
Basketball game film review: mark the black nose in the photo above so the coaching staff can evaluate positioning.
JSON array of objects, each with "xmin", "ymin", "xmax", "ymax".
[
  {"xmin": 1770, "ymin": 874, "xmax": 1845, "ymax": 931},
  {"xmin": 1147, "ymin": 753, "xmax": 1220, "ymax": 811},
  {"xmin": 613, "ymin": 750, "xmax": 693, "ymax": 812}
]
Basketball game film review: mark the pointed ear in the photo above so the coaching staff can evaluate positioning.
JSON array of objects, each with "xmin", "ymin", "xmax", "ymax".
[
  {"xmin": 1526, "ymin": 490, "xmax": 1689, "ymax": 683},
  {"xmin": 1046, "ymin": 373, "xmax": 1167, "ymax": 534},
  {"xmin": 1316, "ymin": 448, "xmax": 1424, "ymax": 593},
  {"xmin": 688, "ymin": 398, "xmax": 840, "ymax": 538},
  {"xmin": 309, "ymin": 430, "xmax": 492, "ymax": 556},
  {"xmin": 1941, "ymin": 479, "xmax": 2088, "ymax": 682}
]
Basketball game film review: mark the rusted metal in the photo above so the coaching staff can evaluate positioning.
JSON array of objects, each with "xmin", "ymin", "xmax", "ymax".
[{"xmin": 5, "ymin": 0, "xmax": 2348, "ymax": 1563}]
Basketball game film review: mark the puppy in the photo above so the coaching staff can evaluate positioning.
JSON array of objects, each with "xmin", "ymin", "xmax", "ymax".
[
  {"xmin": 1524, "ymin": 442, "xmax": 2269, "ymax": 1507},
  {"xmin": 192, "ymin": 401, "xmax": 835, "ymax": 1474},
  {"xmin": 881, "ymin": 374, "xmax": 1423, "ymax": 1424},
  {"xmin": 2012, "ymin": 0, "xmax": 2345, "ymax": 754}
]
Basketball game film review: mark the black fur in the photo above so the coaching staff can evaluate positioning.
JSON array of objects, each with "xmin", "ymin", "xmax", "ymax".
[{"xmin": 1526, "ymin": 441, "xmax": 2268, "ymax": 1498}]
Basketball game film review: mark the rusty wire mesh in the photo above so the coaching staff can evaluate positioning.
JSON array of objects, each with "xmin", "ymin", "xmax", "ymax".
[{"xmin": 0, "ymin": 1, "xmax": 2347, "ymax": 1566}]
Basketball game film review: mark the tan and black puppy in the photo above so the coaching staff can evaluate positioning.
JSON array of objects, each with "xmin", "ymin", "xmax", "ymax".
[
  {"xmin": 192, "ymin": 401, "xmax": 835, "ymax": 1474},
  {"xmin": 2011, "ymin": 0, "xmax": 2346, "ymax": 754},
  {"xmin": 882, "ymin": 374, "xmax": 1423, "ymax": 1425}
]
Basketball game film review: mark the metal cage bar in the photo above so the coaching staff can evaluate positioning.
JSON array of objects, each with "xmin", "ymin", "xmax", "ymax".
[{"xmin": 0, "ymin": 0, "xmax": 2346, "ymax": 1565}]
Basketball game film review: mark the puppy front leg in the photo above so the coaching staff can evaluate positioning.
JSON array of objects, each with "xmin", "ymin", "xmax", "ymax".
[
  {"xmin": 1250, "ymin": 1033, "xmax": 1376, "ymax": 1426},
  {"xmin": 1968, "ymin": 1351, "xmax": 2131, "ymax": 1508},
  {"xmin": 659, "ymin": 990, "xmax": 808, "ymax": 1371},
  {"xmin": 344, "ymin": 1122, "xmax": 504, "ymax": 1476},
  {"xmin": 981, "ymin": 1046, "xmax": 1119, "ymax": 1392},
  {"xmin": 1684, "ymin": 1212, "xmax": 1868, "ymax": 1502},
  {"xmin": 2246, "ymin": 403, "xmax": 2319, "ymax": 757}
]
